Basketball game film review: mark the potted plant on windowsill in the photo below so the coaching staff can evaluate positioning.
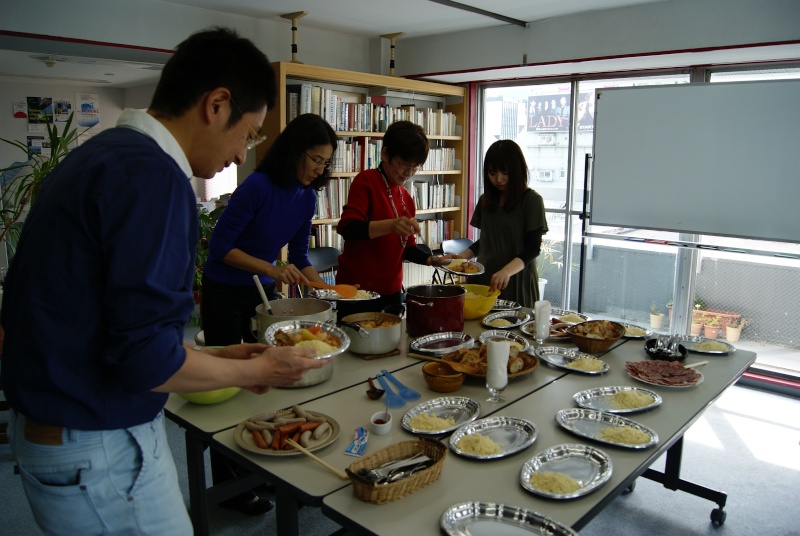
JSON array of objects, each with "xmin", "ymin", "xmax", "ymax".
[
  {"xmin": 691, "ymin": 307, "xmax": 704, "ymax": 336},
  {"xmin": 650, "ymin": 301, "xmax": 665, "ymax": 329},
  {"xmin": 701, "ymin": 314, "xmax": 721, "ymax": 339},
  {"xmin": 725, "ymin": 317, "xmax": 749, "ymax": 342}
]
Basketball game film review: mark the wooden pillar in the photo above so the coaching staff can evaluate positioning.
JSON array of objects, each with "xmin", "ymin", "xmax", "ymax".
[
  {"xmin": 380, "ymin": 32, "xmax": 405, "ymax": 76},
  {"xmin": 280, "ymin": 11, "xmax": 308, "ymax": 63}
]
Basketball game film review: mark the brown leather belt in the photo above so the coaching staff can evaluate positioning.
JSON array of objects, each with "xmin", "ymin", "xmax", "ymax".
[{"xmin": 24, "ymin": 418, "xmax": 63, "ymax": 446}]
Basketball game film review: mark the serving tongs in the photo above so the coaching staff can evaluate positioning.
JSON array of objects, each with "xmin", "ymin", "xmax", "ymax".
[
  {"xmin": 357, "ymin": 453, "xmax": 433, "ymax": 483},
  {"xmin": 304, "ymin": 280, "xmax": 358, "ymax": 299}
]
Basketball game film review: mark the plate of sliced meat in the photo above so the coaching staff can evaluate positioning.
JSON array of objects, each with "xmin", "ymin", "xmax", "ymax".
[{"xmin": 625, "ymin": 360, "xmax": 703, "ymax": 388}]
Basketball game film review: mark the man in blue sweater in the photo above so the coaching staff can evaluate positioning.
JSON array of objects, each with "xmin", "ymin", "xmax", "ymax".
[{"xmin": 0, "ymin": 27, "xmax": 326, "ymax": 535}]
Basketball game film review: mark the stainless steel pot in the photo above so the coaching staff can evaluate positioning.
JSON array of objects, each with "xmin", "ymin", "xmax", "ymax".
[
  {"xmin": 339, "ymin": 312, "xmax": 402, "ymax": 355},
  {"xmin": 405, "ymin": 285, "xmax": 465, "ymax": 337},
  {"xmin": 250, "ymin": 298, "xmax": 335, "ymax": 388},
  {"xmin": 250, "ymin": 298, "xmax": 334, "ymax": 343}
]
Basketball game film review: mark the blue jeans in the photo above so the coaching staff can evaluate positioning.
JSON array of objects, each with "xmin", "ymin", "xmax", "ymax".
[{"xmin": 9, "ymin": 410, "xmax": 192, "ymax": 536}]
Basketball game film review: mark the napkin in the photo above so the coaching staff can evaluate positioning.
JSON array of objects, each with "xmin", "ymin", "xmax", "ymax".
[
  {"xmin": 486, "ymin": 340, "xmax": 510, "ymax": 389},
  {"xmin": 534, "ymin": 300, "xmax": 551, "ymax": 341}
]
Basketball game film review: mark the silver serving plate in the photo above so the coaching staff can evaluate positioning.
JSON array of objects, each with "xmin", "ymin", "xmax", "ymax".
[
  {"xmin": 449, "ymin": 416, "xmax": 538, "ymax": 460},
  {"xmin": 478, "ymin": 330, "xmax": 530, "ymax": 353},
  {"xmin": 573, "ymin": 386, "xmax": 663, "ymax": 414},
  {"xmin": 441, "ymin": 501, "xmax": 580, "ymax": 536},
  {"xmin": 549, "ymin": 309, "xmax": 591, "ymax": 322},
  {"xmin": 520, "ymin": 443, "xmax": 613, "ymax": 500},
  {"xmin": 410, "ymin": 331, "xmax": 475, "ymax": 356},
  {"xmin": 440, "ymin": 259, "xmax": 486, "ymax": 276},
  {"xmin": 520, "ymin": 320, "xmax": 571, "ymax": 341},
  {"xmin": 262, "ymin": 320, "xmax": 350, "ymax": 359},
  {"xmin": 308, "ymin": 288, "xmax": 379, "ymax": 301},
  {"xmin": 622, "ymin": 323, "xmax": 652, "ymax": 339},
  {"xmin": 534, "ymin": 346, "xmax": 610, "ymax": 375},
  {"xmin": 555, "ymin": 408, "xmax": 659, "ymax": 449},
  {"xmin": 481, "ymin": 310, "xmax": 530, "ymax": 330},
  {"xmin": 675, "ymin": 335, "xmax": 736, "ymax": 355},
  {"xmin": 402, "ymin": 396, "xmax": 481, "ymax": 436},
  {"xmin": 492, "ymin": 299, "xmax": 522, "ymax": 311}
]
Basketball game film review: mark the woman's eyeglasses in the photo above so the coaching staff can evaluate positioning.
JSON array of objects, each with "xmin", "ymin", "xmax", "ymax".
[
  {"xmin": 396, "ymin": 160, "xmax": 422, "ymax": 175},
  {"xmin": 230, "ymin": 98, "xmax": 267, "ymax": 150},
  {"xmin": 306, "ymin": 152, "xmax": 332, "ymax": 171}
]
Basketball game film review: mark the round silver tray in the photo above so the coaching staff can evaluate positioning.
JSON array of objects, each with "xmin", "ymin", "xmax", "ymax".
[
  {"xmin": 262, "ymin": 320, "xmax": 350, "ymax": 359},
  {"xmin": 548, "ymin": 309, "xmax": 591, "ymax": 323},
  {"xmin": 520, "ymin": 443, "xmax": 613, "ymax": 500},
  {"xmin": 534, "ymin": 346, "xmax": 610, "ymax": 375},
  {"xmin": 478, "ymin": 330, "xmax": 530, "ymax": 353},
  {"xmin": 622, "ymin": 323, "xmax": 652, "ymax": 339},
  {"xmin": 676, "ymin": 335, "xmax": 736, "ymax": 354},
  {"xmin": 449, "ymin": 416, "xmax": 538, "ymax": 460},
  {"xmin": 409, "ymin": 331, "xmax": 475, "ymax": 356},
  {"xmin": 481, "ymin": 310, "xmax": 530, "ymax": 329},
  {"xmin": 308, "ymin": 288, "xmax": 379, "ymax": 301},
  {"xmin": 520, "ymin": 320, "xmax": 571, "ymax": 341},
  {"xmin": 555, "ymin": 408, "xmax": 659, "ymax": 449},
  {"xmin": 573, "ymin": 386, "xmax": 663, "ymax": 414},
  {"xmin": 492, "ymin": 299, "xmax": 522, "ymax": 311},
  {"xmin": 441, "ymin": 501, "xmax": 579, "ymax": 536},
  {"xmin": 402, "ymin": 396, "xmax": 481, "ymax": 436}
]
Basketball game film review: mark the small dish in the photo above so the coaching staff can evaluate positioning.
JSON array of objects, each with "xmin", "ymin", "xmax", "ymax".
[
  {"xmin": 441, "ymin": 502, "xmax": 579, "ymax": 536},
  {"xmin": 481, "ymin": 310, "xmax": 530, "ymax": 330},
  {"xmin": 534, "ymin": 346, "xmax": 610, "ymax": 375},
  {"xmin": 309, "ymin": 288, "xmax": 380, "ymax": 301},
  {"xmin": 370, "ymin": 411, "xmax": 393, "ymax": 436},
  {"xmin": 555, "ymin": 408, "xmax": 658, "ymax": 449},
  {"xmin": 422, "ymin": 362, "xmax": 465, "ymax": 393},
  {"xmin": 402, "ymin": 396, "xmax": 481, "ymax": 436},
  {"xmin": 573, "ymin": 386, "xmax": 663, "ymax": 414},
  {"xmin": 478, "ymin": 330, "xmax": 530, "ymax": 353},
  {"xmin": 410, "ymin": 332, "xmax": 475, "ymax": 356},
  {"xmin": 491, "ymin": 299, "xmax": 522, "ymax": 311},
  {"xmin": 520, "ymin": 443, "xmax": 613, "ymax": 499},
  {"xmin": 449, "ymin": 416, "xmax": 538, "ymax": 460},
  {"xmin": 440, "ymin": 259, "xmax": 485, "ymax": 276}
]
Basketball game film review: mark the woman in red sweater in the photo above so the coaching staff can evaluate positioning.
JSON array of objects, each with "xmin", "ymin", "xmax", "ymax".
[{"xmin": 336, "ymin": 121, "xmax": 439, "ymax": 317}]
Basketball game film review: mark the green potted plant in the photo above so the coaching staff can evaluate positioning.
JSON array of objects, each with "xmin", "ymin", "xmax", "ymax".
[
  {"xmin": 701, "ymin": 314, "xmax": 721, "ymax": 339},
  {"xmin": 691, "ymin": 306, "xmax": 704, "ymax": 336},
  {"xmin": 191, "ymin": 203, "xmax": 225, "ymax": 327},
  {"xmin": 649, "ymin": 300, "xmax": 665, "ymax": 329},
  {"xmin": 725, "ymin": 317, "xmax": 749, "ymax": 342},
  {"xmin": 1, "ymin": 113, "xmax": 86, "ymax": 258}
]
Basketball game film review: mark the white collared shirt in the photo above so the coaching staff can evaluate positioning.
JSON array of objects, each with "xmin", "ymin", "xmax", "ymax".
[{"xmin": 116, "ymin": 109, "xmax": 193, "ymax": 179}]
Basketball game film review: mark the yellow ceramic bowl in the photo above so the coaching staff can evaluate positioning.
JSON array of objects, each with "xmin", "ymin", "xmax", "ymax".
[
  {"xmin": 460, "ymin": 284, "xmax": 501, "ymax": 320},
  {"xmin": 178, "ymin": 387, "xmax": 241, "ymax": 405}
]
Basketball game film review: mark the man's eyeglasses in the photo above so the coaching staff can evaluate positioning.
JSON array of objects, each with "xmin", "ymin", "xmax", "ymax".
[
  {"xmin": 231, "ymin": 98, "xmax": 267, "ymax": 150},
  {"xmin": 397, "ymin": 160, "xmax": 422, "ymax": 175},
  {"xmin": 306, "ymin": 152, "xmax": 332, "ymax": 171}
]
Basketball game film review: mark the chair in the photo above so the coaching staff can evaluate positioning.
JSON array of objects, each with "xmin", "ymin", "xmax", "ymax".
[
  {"xmin": 308, "ymin": 246, "xmax": 341, "ymax": 274},
  {"xmin": 301, "ymin": 247, "xmax": 341, "ymax": 297}
]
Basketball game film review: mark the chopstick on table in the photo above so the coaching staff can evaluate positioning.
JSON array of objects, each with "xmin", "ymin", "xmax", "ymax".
[
  {"xmin": 684, "ymin": 360, "xmax": 709, "ymax": 369},
  {"xmin": 285, "ymin": 438, "xmax": 349, "ymax": 480}
]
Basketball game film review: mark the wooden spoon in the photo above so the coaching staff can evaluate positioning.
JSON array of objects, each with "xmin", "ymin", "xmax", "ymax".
[
  {"xmin": 407, "ymin": 352, "xmax": 477, "ymax": 374},
  {"xmin": 304, "ymin": 280, "xmax": 358, "ymax": 299}
]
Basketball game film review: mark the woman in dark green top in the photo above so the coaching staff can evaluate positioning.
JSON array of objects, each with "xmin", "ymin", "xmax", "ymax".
[{"xmin": 454, "ymin": 140, "xmax": 548, "ymax": 307}]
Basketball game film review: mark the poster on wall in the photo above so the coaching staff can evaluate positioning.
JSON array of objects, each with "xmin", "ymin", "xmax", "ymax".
[
  {"xmin": 27, "ymin": 135, "xmax": 50, "ymax": 158},
  {"xmin": 525, "ymin": 91, "xmax": 595, "ymax": 132},
  {"xmin": 75, "ymin": 93, "xmax": 100, "ymax": 127},
  {"xmin": 54, "ymin": 99, "xmax": 73, "ymax": 123},
  {"xmin": 13, "ymin": 101, "xmax": 28, "ymax": 119},
  {"xmin": 27, "ymin": 96, "xmax": 53, "ymax": 133}
]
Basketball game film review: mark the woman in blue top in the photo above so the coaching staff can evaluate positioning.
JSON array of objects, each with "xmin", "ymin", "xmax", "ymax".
[{"xmin": 202, "ymin": 113, "xmax": 337, "ymax": 345}]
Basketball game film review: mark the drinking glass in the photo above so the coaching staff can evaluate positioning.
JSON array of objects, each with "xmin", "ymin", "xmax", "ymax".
[{"xmin": 486, "ymin": 340, "xmax": 510, "ymax": 403}]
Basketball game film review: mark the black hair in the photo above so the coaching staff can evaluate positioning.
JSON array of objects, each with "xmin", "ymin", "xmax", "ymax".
[
  {"xmin": 382, "ymin": 120, "xmax": 429, "ymax": 165},
  {"xmin": 256, "ymin": 114, "xmax": 338, "ymax": 191},
  {"xmin": 149, "ymin": 27, "xmax": 277, "ymax": 127},
  {"xmin": 482, "ymin": 139, "xmax": 530, "ymax": 211}
]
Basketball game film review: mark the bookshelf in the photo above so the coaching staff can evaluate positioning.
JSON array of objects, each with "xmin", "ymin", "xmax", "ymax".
[{"xmin": 257, "ymin": 62, "xmax": 468, "ymax": 290}]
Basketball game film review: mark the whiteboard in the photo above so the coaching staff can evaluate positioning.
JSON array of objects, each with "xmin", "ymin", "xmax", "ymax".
[{"xmin": 590, "ymin": 80, "xmax": 800, "ymax": 243}]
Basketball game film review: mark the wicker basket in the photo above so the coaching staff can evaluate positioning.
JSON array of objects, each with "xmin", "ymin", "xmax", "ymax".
[
  {"xmin": 346, "ymin": 438, "xmax": 447, "ymax": 504},
  {"xmin": 566, "ymin": 320, "xmax": 625, "ymax": 354}
]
